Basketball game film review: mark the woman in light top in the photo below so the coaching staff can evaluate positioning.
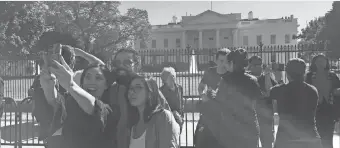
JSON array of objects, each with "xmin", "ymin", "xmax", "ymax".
[{"xmin": 126, "ymin": 74, "xmax": 180, "ymax": 148}]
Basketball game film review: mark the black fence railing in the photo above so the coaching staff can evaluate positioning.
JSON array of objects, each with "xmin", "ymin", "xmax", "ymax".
[{"xmin": 0, "ymin": 44, "xmax": 339, "ymax": 148}]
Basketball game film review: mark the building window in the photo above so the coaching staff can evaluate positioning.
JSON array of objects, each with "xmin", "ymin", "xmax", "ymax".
[
  {"xmin": 151, "ymin": 40, "xmax": 156, "ymax": 48},
  {"xmin": 164, "ymin": 39, "xmax": 168, "ymax": 48},
  {"xmin": 176, "ymin": 38, "xmax": 181, "ymax": 48},
  {"xmin": 209, "ymin": 37, "xmax": 214, "ymax": 40},
  {"xmin": 285, "ymin": 34, "xmax": 290, "ymax": 44},
  {"xmin": 256, "ymin": 35, "xmax": 262, "ymax": 45},
  {"xmin": 270, "ymin": 35, "xmax": 276, "ymax": 44},
  {"xmin": 243, "ymin": 36, "xmax": 248, "ymax": 46},
  {"xmin": 224, "ymin": 37, "xmax": 229, "ymax": 39},
  {"xmin": 140, "ymin": 41, "xmax": 146, "ymax": 49},
  {"xmin": 152, "ymin": 40, "xmax": 156, "ymax": 48}
]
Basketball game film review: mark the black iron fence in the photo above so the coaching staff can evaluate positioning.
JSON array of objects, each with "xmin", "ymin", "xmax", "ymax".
[{"xmin": 0, "ymin": 44, "xmax": 338, "ymax": 148}]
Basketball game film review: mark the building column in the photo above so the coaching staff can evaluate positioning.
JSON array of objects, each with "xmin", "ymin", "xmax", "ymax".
[
  {"xmin": 232, "ymin": 29, "xmax": 238, "ymax": 47},
  {"xmin": 199, "ymin": 30, "xmax": 203, "ymax": 49},
  {"xmin": 216, "ymin": 29, "xmax": 220, "ymax": 48},
  {"xmin": 182, "ymin": 31, "xmax": 186, "ymax": 49}
]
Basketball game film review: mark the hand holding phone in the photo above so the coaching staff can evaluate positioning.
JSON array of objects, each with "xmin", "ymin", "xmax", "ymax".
[{"xmin": 46, "ymin": 44, "xmax": 62, "ymax": 68}]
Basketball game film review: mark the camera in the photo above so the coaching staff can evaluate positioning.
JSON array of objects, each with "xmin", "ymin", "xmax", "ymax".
[{"xmin": 42, "ymin": 44, "xmax": 62, "ymax": 68}]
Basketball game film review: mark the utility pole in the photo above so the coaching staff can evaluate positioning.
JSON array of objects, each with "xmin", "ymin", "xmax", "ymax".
[{"xmin": 211, "ymin": 1, "xmax": 212, "ymax": 10}]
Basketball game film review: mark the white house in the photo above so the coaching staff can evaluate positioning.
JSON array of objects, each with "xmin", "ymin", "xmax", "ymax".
[{"xmin": 134, "ymin": 10, "xmax": 299, "ymax": 50}]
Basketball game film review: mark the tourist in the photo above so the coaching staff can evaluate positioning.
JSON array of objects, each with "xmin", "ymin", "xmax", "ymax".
[
  {"xmin": 110, "ymin": 48, "xmax": 170, "ymax": 148},
  {"xmin": 126, "ymin": 74, "xmax": 180, "ymax": 148},
  {"xmin": 35, "ymin": 44, "xmax": 77, "ymax": 147},
  {"xmin": 40, "ymin": 58, "xmax": 116, "ymax": 148},
  {"xmin": 31, "ymin": 31, "xmax": 105, "ymax": 148},
  {"xmin": 248, "ymin": 55, "xmax": 277, "ymax": 148},
  {"xmin": 160, "ymin": 67, "xmax": 184, "ymax": 133},
  {"xmin": 271, "ymin": 58, "xmax": 321, "ymax": 148},
  {"xmin": 305, "ymin": 54, "xmax": 340, "ymax": 148},
  {"xmin": 198, "ymin": 48, "xmax": 264, "ymax": 148},
  {"xmin": 194, "ymin": 48, "xmax": 230, "ymax": 148}
]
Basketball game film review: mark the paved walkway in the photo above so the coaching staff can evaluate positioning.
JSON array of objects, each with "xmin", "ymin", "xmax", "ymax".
[{"xmin": 1, "ymin": 112, "xmax": 340, "ymax": 148}]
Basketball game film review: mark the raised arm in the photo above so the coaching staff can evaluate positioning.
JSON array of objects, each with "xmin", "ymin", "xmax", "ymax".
[{"xmin": 73, "ymin": 47, "xmax": 105, "ymax": 65}]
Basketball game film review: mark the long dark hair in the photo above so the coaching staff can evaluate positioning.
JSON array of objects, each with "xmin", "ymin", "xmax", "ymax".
[
  {"xmin": 127, "ymin": 74, "xmax": 164, "ymax": 128},
  {"xmin": 309, "ymin": 54, "xmax": 330, "ymax": 72},
  {"xmin": 80, "ymin": 64, "xmax": 113, "ymax": 103}
]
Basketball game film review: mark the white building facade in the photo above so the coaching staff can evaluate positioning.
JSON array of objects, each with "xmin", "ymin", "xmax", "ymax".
[{"xmin": 134, "ymin": 10, "xmax": 299, "ymax": 50}]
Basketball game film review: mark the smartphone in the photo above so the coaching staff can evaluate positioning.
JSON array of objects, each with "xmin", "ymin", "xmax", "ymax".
[{"xmin": 43, "ymin": 44, "xmax": 62, "ymax": 68}]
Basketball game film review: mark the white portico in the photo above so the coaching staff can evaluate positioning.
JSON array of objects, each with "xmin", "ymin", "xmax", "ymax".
[{"xmin": 135, "ymin": 10, "xmax": 298, "ymax": 50}]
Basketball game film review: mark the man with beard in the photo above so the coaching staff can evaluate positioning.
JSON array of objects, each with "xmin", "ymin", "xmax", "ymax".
[
  {"xmin": 248, "ymin": 55, "xmax": 277, "ymax": 148},
  {"xmin": 194, "ymin": 48, "xmax": 230, "ymax": 148},
  {"xmin": 110, "ymin": 47, "xmax": 170, "ymax": 148}
]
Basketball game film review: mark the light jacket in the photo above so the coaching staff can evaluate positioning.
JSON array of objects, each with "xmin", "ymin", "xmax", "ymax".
[{"xmin": 126, "ymin": 109, "xmax": 180, "ymax": 148}]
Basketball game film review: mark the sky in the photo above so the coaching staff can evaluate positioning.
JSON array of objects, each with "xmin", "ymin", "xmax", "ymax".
[{"xmin": 119, "ymin": 1, "xmax": 333, "ymax": 33}]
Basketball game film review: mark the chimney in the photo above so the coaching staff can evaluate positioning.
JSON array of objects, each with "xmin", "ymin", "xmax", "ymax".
[
  {"xmin": 248, "ymin": 11, "xmax": 253, "ymax": 20},
  {"xmin": 290, "ymin": 15, "xmax": 294, "ymax": 19},
  {"xmin": 172, "ymin": 16, "xmax": 177, "ymax": 23}
]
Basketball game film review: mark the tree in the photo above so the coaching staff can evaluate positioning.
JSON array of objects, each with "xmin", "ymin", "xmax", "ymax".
[
  {"xmin": 0, "ymin": 2, "xmax": 48, "ymax": 56},
  {"xmin": 316, "ymin": 1, "xmax": 340, "ymax": 58},
  {"xmin": 294, "ymin": 17, "xmax": 325, "ymax": 44},
  {"xmin": 44, "ymin": 1, "xmax": 151, "ymax": 61}
]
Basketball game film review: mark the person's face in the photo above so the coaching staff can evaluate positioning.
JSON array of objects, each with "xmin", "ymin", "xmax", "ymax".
[
  {"xmin": 249, "ymin": 60, "xmax": 263, "ymax": 76},
  {"xmin": 315, "ymin": 56, "xmax": 327, "ymax": 70},
  {"xmin": 128, "ymin": 78, "xmax": 148, "ymax": 107},
  {"xmin": 216, "ymin": 54, "xmax": 228, "ymax": 74},
  {"xmin": 113, "ymin": 51, "xmax": 135, "ymax": 72},
  {"xmin": 165, "ymin": 74, "xmax": 176, "ymax": 87},
  {"xmin": 225, "ymin": 60, "xmax": 234, "ymax": 72},
  {"xmin": 82, "ymin": 67, "xmax": 108, "ymax": 98}
]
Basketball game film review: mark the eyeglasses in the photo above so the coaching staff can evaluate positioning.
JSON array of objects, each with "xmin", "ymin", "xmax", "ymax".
[
  {"xmin": 128, "ymin": 86, "xmax": 144, "ymax": 94},
  {"xmin": 112, "ymin": 60, "xmax": 134, "ymax": 67}
]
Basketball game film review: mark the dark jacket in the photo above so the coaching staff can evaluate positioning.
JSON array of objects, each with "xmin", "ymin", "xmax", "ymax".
[
  {"xmin": 305, "ymin": 71, "xmax": 340, "ymax": 120},
  {"xmin": 198, "ymin": 72, "xmax": 263, "ymax": 148},
  {"xmin": 31, "ymin": 75, "xmax": 66, "ymax": 141},
  {"xmin": 61, "ymin": 92, "xmax": 117, "ymax": 148}
]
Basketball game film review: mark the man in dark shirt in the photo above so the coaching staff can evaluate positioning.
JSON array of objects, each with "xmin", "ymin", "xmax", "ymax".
[
  {"xmin": 270, "ymin": 58, "xmax": 321, "ymax": 148},
  {"xmin": 195, "ymin": 48, "xmax": 230, "ymax": 148},
  {"xmin": 248, "ymin": 55, "xmax": 277, "ymax": 148}
]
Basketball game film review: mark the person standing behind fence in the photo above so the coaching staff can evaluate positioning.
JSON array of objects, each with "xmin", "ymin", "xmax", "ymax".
[
  {"xmin": 271, "ymin": 58, "xmax": 321, "ymax": 148},
  {"xmin": 160, "ymin": 67, "xmax": 184, "ymax": 133},
  {"xmin": 248, "ymin": 55, "xmax": 277, "ymax": 148},
  {"xmin": 194, "ymin": 48, "xmax": 230, "ymax": 148},
  {"xmin": 305, "ymin": 54, "xmax": 340, "ymax": 148},
  {"xmin": 198, "ymin": 48, "xmax": 265, "ymax": 148},
  {"xmin": 126, "ymin": 74, "xmax": 180, "ymax": 148}
]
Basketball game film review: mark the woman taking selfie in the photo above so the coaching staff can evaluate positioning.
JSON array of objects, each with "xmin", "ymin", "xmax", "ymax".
[
  {"xmin": 305, "ymin": 54, "xmax": 340, "ymax": 148},
  {"xmin": 126, "ymin": 74, "xmax": 180, "ymax": 148},
  {"xmin": 40, "ymin": 56, "xmax": 117, "ymax": 148}
]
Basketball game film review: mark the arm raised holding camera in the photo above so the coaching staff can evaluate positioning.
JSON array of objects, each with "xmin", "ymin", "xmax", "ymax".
[
  {"xmin": 49, "ymin": 56, "xmax": 97, "ymax": 115},
  {"xmin": 73, "ymin": 47, "xmax": 105, "ymax": 65}
]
